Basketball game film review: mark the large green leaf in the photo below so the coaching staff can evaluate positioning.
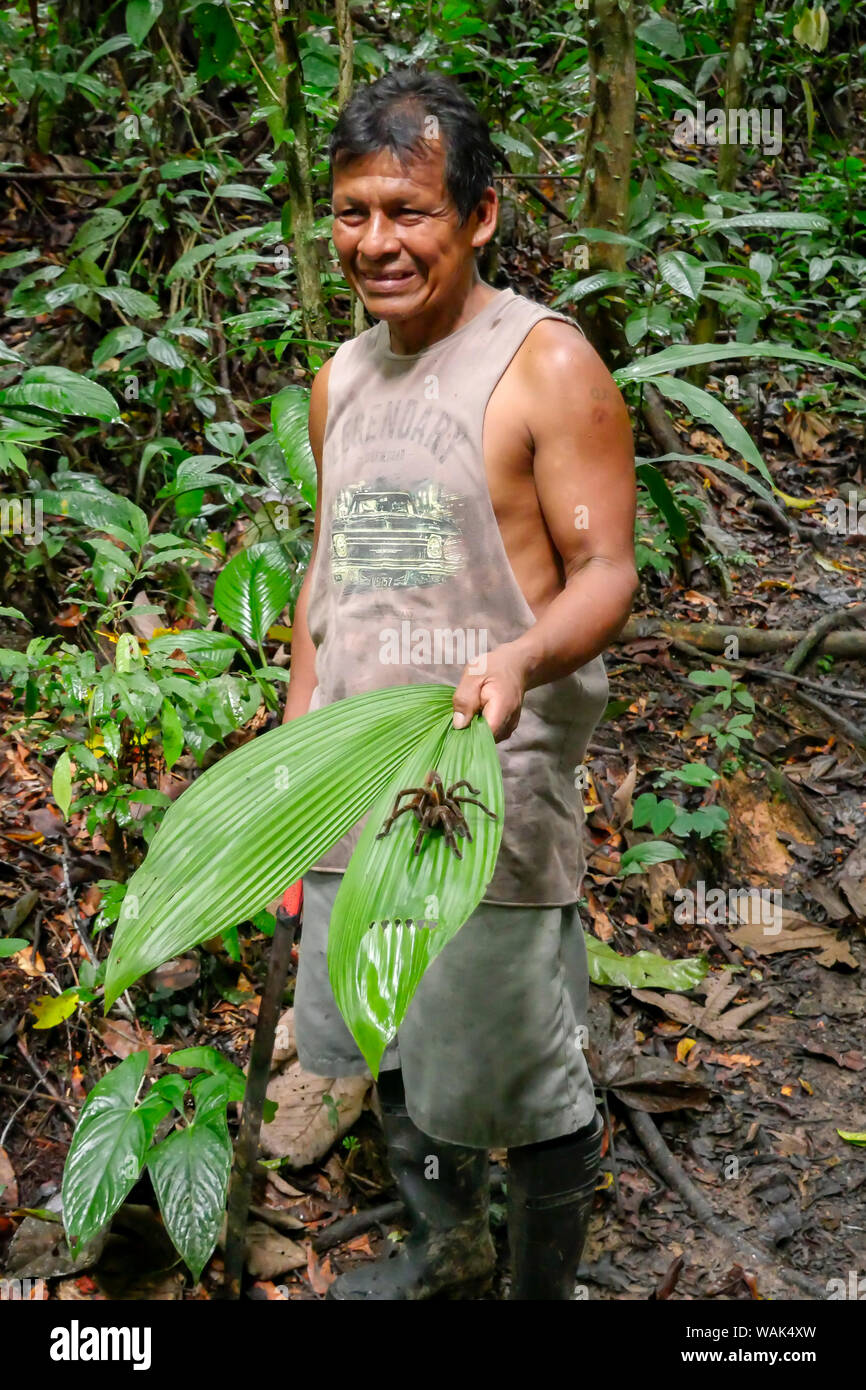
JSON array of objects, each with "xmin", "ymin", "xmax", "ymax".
[
  {"xmin": 271, "ymin": 386, "xmax": 317, "ymax": 509},
  {"xmin": 638, "ymin": 453, "xmax": 776, "ymax": 506},
  {"xmin": 147, "ymin": 629, "xmax": 246, "ymax": 678},
  {"xmin": 147, "ymin": 1074, "xmax": 231, "ymax": 1281},
  {"xmin": 34, "ymin": 484, "xmax": 149, "ymax": 548},
  {"xmin": 615, "ymin": 341, "xmax": 864, "ymax": 383},
  {"xmin": 213, "ymin": 541, "xmax": 295, "ymax": 645},
  {"xmin": 126, "ymin": 0, "xmax": 163, "ymax": 47},
  {"xmin": 104, "ymin": 685, "xmax": 460, "ymax": 1007},
  {"xmin": 61, "ymin": 1051, "xmax": 166, "ymax": 1255},
  {"xmin": 586, "ymin": 936, "xmax": 708, "ymax": 991},
  {"xmin": 1, "ymin": 367, "xmax": 120, "ymax": 421},
  {"xmin": 328, "ymin": 712, "xmax": 504, "ymax": 1074},
  {"xmin": 551, "ymin": 271, "xmax": 637, "ymax": 308},
  {"xmin": 52, "ymin": 749, "xmax": 73, "ymax": 820},
  {"xmin": 635, "ymin": 463, "xmax": 689, "ymax": 542},
  {"xmin": 651, "ymin": 374, "xmax": 773, "ymax": 486},
  {"xmin": 657, "ymin": 251, "xmax": 705, "ymax": 301},
  {"xmin": 699, "ymin": 211, "xmax": 830, "ymax": 235}
]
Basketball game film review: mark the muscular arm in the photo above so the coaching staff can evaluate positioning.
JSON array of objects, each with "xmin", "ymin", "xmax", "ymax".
[
  {"xmin": 511, "ymin": 322, "xmax": 637, "ymax": 685},
  {"xmin": 453, "ymin": 322, "xmax": 637, "ymax": 740},
  {"xmin": 280, "ymin": 357, "xmax": 332, "ymax": 724}
]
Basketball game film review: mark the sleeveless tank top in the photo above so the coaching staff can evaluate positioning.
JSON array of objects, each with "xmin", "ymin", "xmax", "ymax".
[{"xmin": 304, "ymin": 285, "xmax": 609, "ymax": 905}]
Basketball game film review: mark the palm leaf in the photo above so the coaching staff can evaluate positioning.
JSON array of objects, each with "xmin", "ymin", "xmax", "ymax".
[
  {"xmin": 104, "ymin": 684, "xmax": 460, "ymax": 1007},
  {"xmin": 328, "ymin": 712, "xmax": 504, "ymax": 1074}
]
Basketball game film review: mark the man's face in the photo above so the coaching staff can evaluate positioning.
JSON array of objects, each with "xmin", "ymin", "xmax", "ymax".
[{"xmin": 330, "ymin": 141, "xmax": 497, "ymax": 321}]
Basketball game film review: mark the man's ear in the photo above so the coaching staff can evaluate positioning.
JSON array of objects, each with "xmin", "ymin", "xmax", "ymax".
[{"xmin": 471, "ymin": 186, "xmax": 499, "ymax": 249}]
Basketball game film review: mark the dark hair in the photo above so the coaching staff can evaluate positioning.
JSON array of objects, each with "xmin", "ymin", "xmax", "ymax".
[{"xmin": 328, "ymin": 65, "xmax": 499, "ymax": 226}]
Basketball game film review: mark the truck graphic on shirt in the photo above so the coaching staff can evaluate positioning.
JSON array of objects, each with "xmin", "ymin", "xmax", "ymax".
[{"xmin": 330, "ymin": 486, "xmax": 461, "ymax": 590}]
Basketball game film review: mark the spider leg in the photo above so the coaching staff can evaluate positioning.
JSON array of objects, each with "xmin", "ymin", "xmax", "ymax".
[
  {"xmin": 377, "ymin": 789, "xmax": 426, "ymax": 838},
  {"xmin": 442, "ymin": 821, "xmax": 463, "ymax": 859},
  {"xmin": 450, "ymin": 794, "xmax": 497, "ymax": 819},
  {"xmin": 446, "ymin": 779, "xmax": 480, "ymax": 797},
  {"xmin": 413, "ymin": 824, "xmax": 426, "ymax": 856}
]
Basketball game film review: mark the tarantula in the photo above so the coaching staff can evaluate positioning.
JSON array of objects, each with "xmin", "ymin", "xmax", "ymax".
[{"xmin": 376, "ymin": 769, "xmax": 498, "ymax": 860}]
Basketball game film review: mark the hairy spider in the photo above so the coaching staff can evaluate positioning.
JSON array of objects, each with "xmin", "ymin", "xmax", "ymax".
[{"xmin": 376, "ymin": 769, "xmax": 498, "ymax": 860}]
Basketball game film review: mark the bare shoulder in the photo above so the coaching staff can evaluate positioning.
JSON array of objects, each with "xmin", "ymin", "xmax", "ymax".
[
  {"xmin": 517, "ymin": 317, "xmax": 610, "ymax": 391},
  {"xmin": 308, "ymin": 356, "xmax": 335, "ymax": 464},
  {"xmin": 515, "ymin": 317, "xmax": 630, "ymax": 436}
]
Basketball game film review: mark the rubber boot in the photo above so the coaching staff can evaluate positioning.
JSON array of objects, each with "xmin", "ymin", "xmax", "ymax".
[
  {"xmin": 327, "ymin": 1068, "xmax": 495, "ymax": 1300},
  {"xmin": 506, "ymin": 1109, "xmax": 604, "ymax": 1300}
]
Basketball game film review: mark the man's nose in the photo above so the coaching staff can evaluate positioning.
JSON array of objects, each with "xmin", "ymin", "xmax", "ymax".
[{"xmin": 356, "ymin": 212, "xmax": 401, "ymax": 259}]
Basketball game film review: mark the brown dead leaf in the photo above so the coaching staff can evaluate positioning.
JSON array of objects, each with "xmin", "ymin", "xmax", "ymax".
[
  {"xmin": 612, "ymin": 761, "xmax": 637, "ymax": 829},
  {"xmin": 13, "ymin": 945, "xmax": 45, "ymax": 976},
  {"xmin": 261, "ymin": 1064, "xmax": 370, "ymax": 1168},
  {"xmin": 145, "ymin": 956, "xmax": 200, "ymax": 992},
  {"xmin": 837, "ymin": 833, "xmax": 866, "ymax": 918},
  {"xmin": 244, "ymin": 1222, "xmax": 307, "ymax": 1280},
  {"xmin": 727, "ymin": 916, "xmax": 857, "ymax": 969},
  {"xmin": 53, "ymin": 605, "xmax": 84, "ymax": 628},
  {"xmin": 306, "ymin": 1244, "xmax": 335, "ymax": 1295},
  {"xmin": 251, "ymin": 1280, "xmax": 290, "ymax": 1300},
  {"xmin": 707, "ymin": 1050, "xmax": 762, "ymax": 1069},
  {"xmin": 77, "ymin": 883, "xmax": 103, "ymax": 918},
  {"xmin": 689, "ymin": 429, "xmax": 730, "ymax": 460},
  {"xmin": 798, "ymin": 1039, "xmax": 865, "ymax": 1071},
  {"xmin": 346, "ymin": 1233, "xmax": 375, "ymax": 1255},
  {"xmin": 765, "ymin": 1127, "xmax": 810, "ymax": 1158},
  {"xmin": 633, "ymin": 981, "xmax": 770, "ymax": 1042},
  {"xmin": 783, "ymin": 407, "xmax": 832, "ymax": 459},
  {"xmin": 645, "ymin": 858, "xmax": 681, "ymax": 928},
  {"xmin": 94, "ymin": 1016, "xmax": 168, "ymax": 1063},
  {"xmin": 719, "ymin": 770, "xmax": 816, "ymax": 884},
  {"xmin": 585, "ymin": 891, "xmax": 616, "ymax": 942},
  {"xmin": 0, "ymin": 1147, "xmax": 19, "ymax": 1207}
]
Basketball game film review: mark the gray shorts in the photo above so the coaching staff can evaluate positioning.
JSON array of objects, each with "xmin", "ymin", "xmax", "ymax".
[{"xmin": 293, "ymin": 870, "xmax": 597, "ymax": 1148}]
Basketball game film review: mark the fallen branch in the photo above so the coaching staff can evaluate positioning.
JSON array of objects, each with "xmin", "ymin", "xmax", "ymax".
[
  {"xmin": 619, "ymin": 616, "xmax": 866, "ymax": 660},
  {"xmin": 626, "ymin": 1106, "xmax": 824, "ymax": 1300},
  {"xmin": 783, "ymin": 603, "xmax": 866, "ymax": 674}
]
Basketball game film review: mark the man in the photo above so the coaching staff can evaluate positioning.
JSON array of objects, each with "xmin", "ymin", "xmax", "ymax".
[{"xmin": 280, "ymin": 64, "xmax": 637, "ymax": 1300}]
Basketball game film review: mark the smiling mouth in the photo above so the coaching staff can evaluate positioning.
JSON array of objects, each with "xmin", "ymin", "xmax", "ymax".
[{"xmin": 360, "ymin": 270, "xmax": 416, "ymax": 286}]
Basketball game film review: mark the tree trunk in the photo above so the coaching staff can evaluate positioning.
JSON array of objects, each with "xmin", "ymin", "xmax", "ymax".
[
  {"xmin": 334, "ymin": 0, "xmax": 367, "ymax": 337},
  {"xmin": 690, "ymin": 0, "xmax": 758, "ymax": 378},
  {"xmin": 270, "ymin": 0, "xmax": 328, "ymax": 348},
  {"xmin": 577, "ymin": 0, "xmax": 636, "ymax": 367}
]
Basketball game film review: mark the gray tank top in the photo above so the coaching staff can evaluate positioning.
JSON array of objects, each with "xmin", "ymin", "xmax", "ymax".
[{"xmin": 304, "ymin": 286, "xmax": 609, "ymax": 905}]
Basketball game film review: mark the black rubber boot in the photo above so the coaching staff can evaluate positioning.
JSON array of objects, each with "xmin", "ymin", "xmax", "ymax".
[
  {"xmin": 327, "ymin": 1068, "xmax": 495, "ymax": 1300},
  {"xmin": 506, "ymin": 1109, "xmax": 604, "ymax": 1300}
]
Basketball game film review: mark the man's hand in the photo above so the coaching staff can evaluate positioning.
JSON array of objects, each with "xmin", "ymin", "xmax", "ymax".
[{"xmin": 452, "ymin": 641, "xmax": 530, "ymax": 743}]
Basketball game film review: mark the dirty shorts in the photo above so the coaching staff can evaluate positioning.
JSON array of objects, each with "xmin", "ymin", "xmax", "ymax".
[{"xmin": 293, "ymin": 869, "xmax": 598, "ymax": 1149}]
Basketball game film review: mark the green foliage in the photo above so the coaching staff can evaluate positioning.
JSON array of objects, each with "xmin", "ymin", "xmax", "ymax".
[
  {"xmin": 61, "ymin": 1048, "xmax": 238, "ymax": 1280},
  {"xmin": 687, "ymin": 667, "xmax": 756, "ymax": 760}
]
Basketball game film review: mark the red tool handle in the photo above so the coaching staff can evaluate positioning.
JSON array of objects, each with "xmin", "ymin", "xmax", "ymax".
[{"xmin": 280, "ymin": 879, "xmax": 304, "ymax": 920}]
